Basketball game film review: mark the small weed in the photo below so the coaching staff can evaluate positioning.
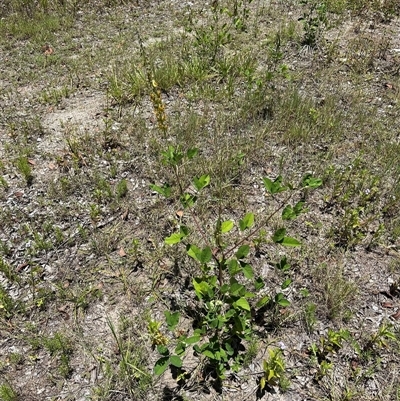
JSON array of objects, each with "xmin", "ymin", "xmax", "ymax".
[
  {"xmin": 15, "ymin": 156, "xmax": 33, "ymax": 186},
  {"xmin": 310, "ymin": 328, "xmax": 351, "ymax": 379},
  {"xmin": 40, "ymin": 85, "xmax": 71, "ymax": 105},
  {"xmin": 316, "ymin": 262, "xmax": 357, "ymax": 320},
  {"xmin": 259, "ymin": 347, "xmax": 289, "ymax": 391},
  {"xmin": 364, "ymin": 322, "xmax": 397, "ymax": 353},
  {"xmin": 107, "ymin": 318, "xmax": 152, "ymax": 398},
  {"xmin": 303, "ymin": 302, "xmax": 317, "ymax": 334},
  {"xmin": 0, "ymin": 285, "xmax": 15, "ymax": 318},
  {"xmin": 148, "ymin": 319, "xmax": 169, "ymax": 348},
  {"xmin": 93, "ymin": 177, "xmax": 113, "ymax": 204},
  {"xmin": 57, "ymin": 284, "xmax": 102, "ymax": 316},
  {"xmin": 0, "ymin": 258, "xmax": 18, "ymax": 283},
  {"xmin": 43, "ymin": 332, "xmax": 73, "ymax": 378},
  {"xmin": 89, "ymin": 204, "xmax": 101, "ymax": 222},
  {"xmin": 0, "ymin": 176, "xmax": 8, "ymax": 190},
  {"xmin": 299, "ymin": 0, "xmax": 328, "ymax": 47},
  {"xmin": 116, "ymin": 179, "xmax": 128, "ymax": 199},
  {"xmin": 0, "ymin": 382, "xmax": 18, "ymax": 401}
]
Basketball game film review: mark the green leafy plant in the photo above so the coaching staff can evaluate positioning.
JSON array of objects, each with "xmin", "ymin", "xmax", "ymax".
[
  {"xmin": 0, "ymin": 285, "xmax": 15, "ymax": 319},
  {"xmin": 43, "ymin": 332, "xmax": 73, "ymax": 378},
  {"xmin": 150, "ymin": 145, "xmax": 321, "ymax": 381},
  {"xmin": 323, "ymin": 159, "xmax": 386, "ymax": 249},
  {"xmin": 299, "ymin": 0, "xmax": 328, "ymax": 47},
  {"xmin": 364, "ymin": 322, "xmax": 397, "ymax": 352},
  {"xmin": 309, "ymin": 328, "xmax": 350, "ymax": 379},
  {"xmin": 224, "ymin": 0, "xmax": 253, "ymax": 32},
  {"xmin": 260, "ymin": 347, "xmax": 289, "ymax": 390},
  {"xmin": 148, "ymin": 319, "xmax": 169, "ymax": 348}
]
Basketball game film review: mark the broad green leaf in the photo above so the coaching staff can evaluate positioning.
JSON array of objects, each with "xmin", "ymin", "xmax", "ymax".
[
  {"xmin": 186, "ymin": 148, "xmax": 199, "ymax": 159},
  {"xmin": 254, "ymin": 277, "xmax": 265, "ymax": 290},
  {"xmin": 256, "ymin": 296, "xmax": 270, "ymax": 309},
  {"xmin": 233, "ymin": 315, "xmax": 246, "ymax": 332},
  {"xmin": 221, "ymin": 220, "xmax": 234, "ymax": 233},
  {"xmin": 276, "ymin": 256, "xmax": 290, "ymax": 271},
  {"xmin": 263, "ymin": 175, "xmax": 286, "ymax": 194},
  {"xmin": 180, "ymin": 193, "xmax": 196, "ymax": 208},
  {"xmin": 263, "ymin": 176, "xmax": 273, "ymax": 193},
  {"xmin": 294, "ymin": 200, "xmax": 305, "ymax": 214},
  {"xmin": 230, "ymin": 281, "xmax": 245, "ymax": 296},
  {"xmin": 202, "ymin": 350, "xmax": 215, "ymax": 359},
  {"xmin": 169, "ymin": 355, "xmax": 182, "ymax": 368},
  {"xmin": 164, "ymin": 311, "xmax": 180, "ymax": 331},
  {"xmin": 193, "ymin": 174, "xmax": 210, "ymax": 191},
  {"xmin": 200, "ymin": 246, "xmax": 212, "ymax": 264},
  {"xmin": 180, "ymin": 225, "xmax": 189, "ymax": 237},
  {"xmin": 281, "ymin": 278, "xmax": 292, "ymax": 290},
  {"xmin": 218, "ymin": 347, "xmax": 227, "ymax": 360},
  {"xmin": 301, "ymin": 174, "xmax": 322, "ymax": 189},
  {"xmin": 184, "ymin": 335, "xmax": 200, "ymax": 344},
  {"xmin": 242, "ymin": 264, "xmax": 254, "ymax": 279},
  {"xmin": 175, "ymin": 342, "xmax": 185, "ymax": 355},
  {"xmin": 268, "ymin": 369, "xmax": 275, "ymax": 382},
  {"xmin": 236, "ymin": 244, "xmax": 250, "ymax": 259},
  {"xmin": 225, "ymin": 309, "xmax": 236, "ymax": 318},
  {"xmin": 150, "ymin": 183, "xmax": 171, "ymax": 197},
  {"xmin": 272, "ymin": 229, "xmax": 301, "ymax": 247},
  {"xmin": 281, "ymin": 236, "xmax": 301, "ymax": 247},
  {"xmin": 193, "ymin": 278, "xmax": 209, "ymax": 299},
  {"xmin": 275, "ymin": 293, "xmax": 290, "ymax": 307},
  {"xmin": 187, "ymin": 245, "xmax": 211, "ymax": 264},
  {"xmin": 165, "ymin": 232, "xmax": 183, "ymax": 245},
  {"xmin": 277, "ymin": 298, "xmax": 290, "ymax": 307},
  {"xmin": 209, "ymin": 317, "xmax": 219, "ymax": 329},
  {"xmin": 157, "ymin": 345, "xmax": 169, "ymax": 356},
  {"xmin": 282, "ymin": 205, "xmax": 296, "ymax": 220},
  {"xmin": 228, "ymin": 259, "xmax": 241, "ymax": 275},
  {"xmin": 220, "ymin": 283, "xmax": 230, "ymax": 293},
  {"xmin": 272, "ymin": 228, "xmax": 286, "ymax": 243},
  {"xmin": 225, "ymin": 343, "xmax": 234, "ymax": 355},
  {"xmin": 154, "ymin": 357, "xmax": 169, "ymax": 375},
  {"xmin": 260, "ymin": 376, "xmax": 266, "ymax": 390},
  {"xmin": 239, "ymin": 213, "xmax": 254, "ymax": 231},
  {"xmin": 187, "ymin": 244, "xmax": 202, "ymax": 261},
  {"xmin": 235, "ymin": 297, "xmax": 250, "ymax": 311}
]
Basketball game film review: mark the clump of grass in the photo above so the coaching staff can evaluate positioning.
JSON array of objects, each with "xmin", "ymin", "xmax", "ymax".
[
  {"xmin": 116, "ymin": 179, "xmax": 128, "ymax": 199},
  {"xmin": 15, "ymin": 156, "xmax": 33, "ymax": 186},
  {"xmin": 316, "ymin": 262, "xmax": 357, "ymax": 321},
  {"xmin": 43, "ymin": 332, "xmax": 73, "ymax": 378},
  {"xmin": 0, "ymin": 382, "xmax": 18, "ymax": 401}
]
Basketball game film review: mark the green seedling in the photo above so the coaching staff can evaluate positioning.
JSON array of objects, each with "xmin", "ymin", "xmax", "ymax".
[
  {"xmin": 364, "ymin": 323, "xmax": 397, "ymax": 351},
  {"xmin": 15, "ymin": 156, "xmax": 33, "ymax": 185},
  {"xmin": 43, "ymin": 332, "xmax": 73, "ymax": 378},
  {"xmin": 260, "ymin": 348, "xmax": 289, "ymax": 390},
  {"xmin": 310, "ymin": 328, "xmax": 351, "ymax": 379},
  {"xmin": 116, "ymin": 179, "xmax": 128, "ymax": 199}
]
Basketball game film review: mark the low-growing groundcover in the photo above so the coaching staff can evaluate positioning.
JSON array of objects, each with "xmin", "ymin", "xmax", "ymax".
[{"xmin": 0, "ymin": 0, "xmax": 400, "ymax": 400}]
